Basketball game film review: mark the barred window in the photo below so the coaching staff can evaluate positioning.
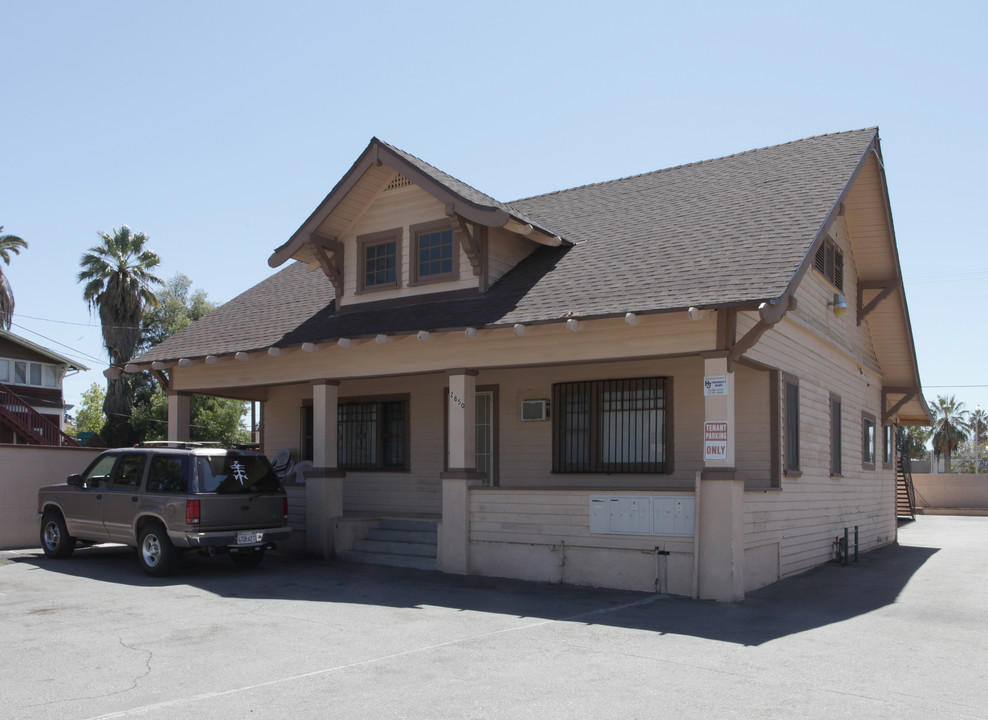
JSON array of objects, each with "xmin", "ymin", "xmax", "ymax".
[
  {"xmin": 338, "ymin": 399, "xmax": 408, "ymax": 471},
  {"xmin": 552, "ymin": 378, "xmax": 668, "ymax": 473}
]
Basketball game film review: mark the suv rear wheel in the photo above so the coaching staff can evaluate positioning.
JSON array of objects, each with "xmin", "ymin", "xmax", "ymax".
[
  {"xmin": 40, "ymin": 510, "xmax": 75, "ymax": 558},
  {"xmin": 138, "ymin": 523, "xmax": 179, "ymax": 577}
]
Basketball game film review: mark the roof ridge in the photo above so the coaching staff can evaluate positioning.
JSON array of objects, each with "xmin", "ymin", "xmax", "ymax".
[
  {"xmin": 509, "ymin": 126, "xmax": 879, "ymax": 204},
  {"xmin": 375, "ymin": 137, "xmax": 501, "ymax": 205}
]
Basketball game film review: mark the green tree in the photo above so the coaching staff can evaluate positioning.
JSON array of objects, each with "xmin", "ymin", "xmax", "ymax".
[
  {"xmin": 131, "ymin": 386, "xmax": 250, "ymax": 446},
  {"xmin": 930, "ymin": 395, "xmax": 970, "ymax": 473},
  {"xmin": 0, "ymin": 226, "xmax": 29, "ymax": 330},
  {"xmin": 131, "ymin": 273, "xmax": 249, "ymax": 445},
  {"xmin": 78, "ymin": 226, "xmax": 162, "ymax": 446},
  {"xmin": 74, "ymin": 382, "xmax": 107, "ymax": 435},
  {"xmin": 900, "ymin": 425, "xmax": 932, "ymax": 461},
  {"xmin": 138, "ymin": 273, "xmax": 214, "ymax": 351}
]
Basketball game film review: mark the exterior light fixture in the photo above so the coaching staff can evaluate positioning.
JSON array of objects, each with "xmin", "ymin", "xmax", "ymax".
[
  {"xmin": 566, "ymin": 318, "xmax": 579, "ymax": 332},
  {"xmin": 828, "ymin": 293, "xmax": 848, "ymax": 318}
]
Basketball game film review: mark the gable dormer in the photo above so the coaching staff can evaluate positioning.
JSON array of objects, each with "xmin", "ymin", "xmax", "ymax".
[{"xmin": 268, "ymin": 138, "xmax": 565, "ymax": 308}]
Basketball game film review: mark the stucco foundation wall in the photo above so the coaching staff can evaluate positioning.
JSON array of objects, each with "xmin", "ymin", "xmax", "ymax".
[
  {"xmin": 0, "ymin": 445, "xmax": 103, "ymax": 549},
  {"xmin": 469, "ymin": 488, "xmax": 695, "ymax": 594},
  {"xmin": 912, "ymin": 474, "xmax": 988, "ymax": 512}
]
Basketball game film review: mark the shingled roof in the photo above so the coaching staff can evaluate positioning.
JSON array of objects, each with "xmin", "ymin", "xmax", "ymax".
[{"xmin": 137, "ymin": 128, "xmax": 879, "ymax": 363}]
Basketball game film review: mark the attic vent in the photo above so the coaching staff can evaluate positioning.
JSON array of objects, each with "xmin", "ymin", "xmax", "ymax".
[
  {"xmin": 814, "ymin": 238, "xmax": 844, "ymax": 292},
  {"xmin": 385, "ymin": 174, "xmax": 414, "ymax": 191}
]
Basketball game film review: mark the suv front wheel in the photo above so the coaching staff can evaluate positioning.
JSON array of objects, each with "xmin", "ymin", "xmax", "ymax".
[
  {"xmin": 40, "ymin": 510, "xmax": 75, "ymax": 558},
  {"xmin": 138, "ymin": 523, "xmax": 179, "ymax": 577}
]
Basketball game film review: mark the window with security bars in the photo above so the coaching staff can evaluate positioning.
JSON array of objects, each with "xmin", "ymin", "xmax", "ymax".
[
  {"xmin": 338, "ymin": 399, "xmax": 407, "ymax": 471},
  {"xmin": 814, "ymin": 238, "xmax": 844, "ymax": 291},
  {"xmin": 552, "ymin": 378, "xmax": 667, "ymax": 473}
]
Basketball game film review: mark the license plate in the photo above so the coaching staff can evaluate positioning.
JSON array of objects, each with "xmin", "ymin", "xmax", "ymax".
[{"xmin": 237, "ymin": 531, "xmax": 263, "ymax": 545}]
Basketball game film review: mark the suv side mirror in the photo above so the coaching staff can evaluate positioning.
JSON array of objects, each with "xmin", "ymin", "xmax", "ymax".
[{"xmin": 66, "ymin": 474, "xmax": 84, "ymax": 487}]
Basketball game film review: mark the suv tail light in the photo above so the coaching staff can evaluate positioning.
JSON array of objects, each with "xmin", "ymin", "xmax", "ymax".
[
  {"xmin": 282, "ymin": 497, "xmax": 288, "ymax": 520},
  {"xmin": 186, "ymin": 499, "xmax": 200, "ymax": 525}
]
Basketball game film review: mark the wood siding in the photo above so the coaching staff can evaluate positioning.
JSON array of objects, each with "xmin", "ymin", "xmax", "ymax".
[
  {"xmin": 342, "ymin": 183, "xmax": 477, "ymax": 304},
  {"xmin": 469, "ymin": 488, "xmax": 696, "ymax": 594}
]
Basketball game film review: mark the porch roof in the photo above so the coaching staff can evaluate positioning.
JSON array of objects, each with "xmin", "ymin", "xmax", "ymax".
[{"xmin": 138, "ymin": 128, "xmax": 884, "ymax": 362}]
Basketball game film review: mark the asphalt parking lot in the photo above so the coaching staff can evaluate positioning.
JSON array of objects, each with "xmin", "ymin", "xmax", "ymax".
[{"xmin": 1, "ymin": 515, "xmax": 986, "ymax": 720}]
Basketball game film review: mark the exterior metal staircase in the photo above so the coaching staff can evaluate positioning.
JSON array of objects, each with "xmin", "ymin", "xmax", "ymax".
[
  {"xmin": 340, "ymin": 518, "xmax": 438, "ymax": 571},
  {"xmin": 0, "ymin": 381, "xmax": 78, "ymax": 446},
  {"xmin": 896, "ymin": 432, "xmax": 916, "ymax": 520}
]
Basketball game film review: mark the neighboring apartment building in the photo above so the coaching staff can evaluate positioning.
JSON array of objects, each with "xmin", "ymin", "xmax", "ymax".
[
  {"xmin": 131, "ymin": 128, "xmax": 930, "ymax": 600},
  {"xmin": 0, "ymin": 329, "xmax": 87, "ymax": 445}
]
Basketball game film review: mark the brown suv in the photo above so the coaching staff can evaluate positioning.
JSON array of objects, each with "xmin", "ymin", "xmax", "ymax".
[{"xmin": 37, "ymin": 443, "xmax": 291, "ymax": 576}]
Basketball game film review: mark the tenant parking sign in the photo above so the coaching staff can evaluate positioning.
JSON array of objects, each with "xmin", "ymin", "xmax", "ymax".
[{"xmin": 704, "ymin": 421, "xmax": 729, "ymax": 461}]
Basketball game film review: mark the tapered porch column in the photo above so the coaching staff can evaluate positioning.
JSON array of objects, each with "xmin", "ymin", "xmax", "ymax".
[
  {"xmin": 306, "ymin": 380, "xmax": 345, "ymax": 559},
  {"xmin": 167, "ymin": 392, "xmax": 191, "ymax": 442},
  {"xmin": 697, "ymin": 353, "xmax": 746, "ymax": 601},
  {"xmin": 440, "ymin": 369, "xmax": 484, "ymax": 574}
]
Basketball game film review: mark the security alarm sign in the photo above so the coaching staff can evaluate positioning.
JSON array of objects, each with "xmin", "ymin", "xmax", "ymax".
[{"xmin": 704, "ymin": 421, "xmax": 729, "ymax": 461}]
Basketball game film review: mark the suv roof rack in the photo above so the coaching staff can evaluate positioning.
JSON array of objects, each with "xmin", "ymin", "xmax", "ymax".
[{"xmin": 135, "ymin": 441, "xmax": 226, "ymax": 449}]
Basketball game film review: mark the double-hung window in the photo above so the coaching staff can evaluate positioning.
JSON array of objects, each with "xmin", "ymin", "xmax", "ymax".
[
  {"xmin": 782, "ymin": 374, "xmax": 800, "ymax": 474},
  {"xmin": 552, "ymin": 377, "xmax": 668, "ymax": 473},
  {"xmin": 411, "ymin": 220, "xmax": 456, "ymax": 285},
  {"xmin": 862, "ymin": 412, "xmax": 877, "ymax": 470},
  {"xmin": 831, "ymin": 393, "xmax": 842, "ymax": 476},
  {"xmin": 338, "ymin": 397, "xmax": 409, "ymax": 471},
  {"xmin": 357, "ymin": 229, "xmax": 401, "ymax": 292}
]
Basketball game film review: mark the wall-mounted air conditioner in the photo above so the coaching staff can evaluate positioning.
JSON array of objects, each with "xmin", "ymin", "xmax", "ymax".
[{"xmin": 520, "ymin": 399, "xmax": 549, "ymax": 422}]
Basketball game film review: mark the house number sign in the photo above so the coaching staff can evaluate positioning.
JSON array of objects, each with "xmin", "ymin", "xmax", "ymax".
[{"xmin": 448, "ymin": 391, "xmax": 466, "ymax": 409}]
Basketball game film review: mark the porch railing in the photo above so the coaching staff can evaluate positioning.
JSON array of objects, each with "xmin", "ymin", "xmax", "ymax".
[{"xmin": 0, "ymin": 381, "xmax": 78, "ymax": 447}]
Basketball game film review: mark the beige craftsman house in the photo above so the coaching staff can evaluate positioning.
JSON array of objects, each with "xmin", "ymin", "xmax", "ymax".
[{"xmin": 132, "ymin": 127, "xmax": 929, "ymax": 600}]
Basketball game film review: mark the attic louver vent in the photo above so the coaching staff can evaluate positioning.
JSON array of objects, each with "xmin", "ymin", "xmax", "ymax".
[
  {"xmin": 813, "ymin": 238, "xmax": 844, "ymax": 292},
  {"xmin": 385, "ymin": 174, "xmax": 414, "ymax": 191}
]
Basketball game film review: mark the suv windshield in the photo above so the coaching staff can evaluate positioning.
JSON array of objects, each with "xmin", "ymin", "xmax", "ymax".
[{"xmin": 196, "ymin": 454, "xmax": 281, "ymax": 494}]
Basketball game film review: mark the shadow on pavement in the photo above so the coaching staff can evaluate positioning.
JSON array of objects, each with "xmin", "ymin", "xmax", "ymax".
[{"xmin": 4, "ymin": 536, "xmax": 938, "ymax": 647}]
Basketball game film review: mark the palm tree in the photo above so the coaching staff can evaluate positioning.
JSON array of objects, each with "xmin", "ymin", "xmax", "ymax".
[
  {"xmin": 0, "ymin": 226, "xmax": 29, "ymax": 330},
  {"xmin": 971, "ymin": 407, "xmax": 987, "ymax": 472},
  {"xmin": 930, "ymin": 395, "xmax": 970, "ymax": 473},
  {"xmin": 78, "ymin": 226, "xmax": 163, "ymax": 446}
]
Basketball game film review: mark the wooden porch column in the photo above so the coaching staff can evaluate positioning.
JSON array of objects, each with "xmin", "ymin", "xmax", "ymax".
[
  {"xmin": 440, "ymin": 369, "xmax": 483, "ymax": 574},
  {"xmin": 697, "ymin": 353, "xmax": 746, "ymax": 602},
  {"xmin": 167, "ymin": 392, "xmax": 190, "ymax": 442},
  {"xmin": 306, "ymin": 380, "xmax": 345, "ymax": 559}
]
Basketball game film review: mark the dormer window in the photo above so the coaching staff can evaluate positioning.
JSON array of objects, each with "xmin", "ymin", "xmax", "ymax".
[
  {"xmin": 411, "ymin": 220, "xmax": 457, "ymax": 285},
  {"xmin": 358, "ymin": 228, "xmax": 402, "ymax": 293}
]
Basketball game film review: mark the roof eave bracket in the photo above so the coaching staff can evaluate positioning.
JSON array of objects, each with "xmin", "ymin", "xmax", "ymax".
[{"xmin": 727, "ymin": 296, "xmax": 797, "ymax": 371}]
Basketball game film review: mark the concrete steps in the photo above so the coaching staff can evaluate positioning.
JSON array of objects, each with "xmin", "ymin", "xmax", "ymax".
[{"xmin": 340, "ymin": 519, "xmax": 438, "ymax": 571}]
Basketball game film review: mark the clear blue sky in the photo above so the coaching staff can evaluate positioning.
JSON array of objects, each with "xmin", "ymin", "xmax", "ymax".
[{"xmin": 2, "ymin": 0, "xmax": 986, "ymax": 418}]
